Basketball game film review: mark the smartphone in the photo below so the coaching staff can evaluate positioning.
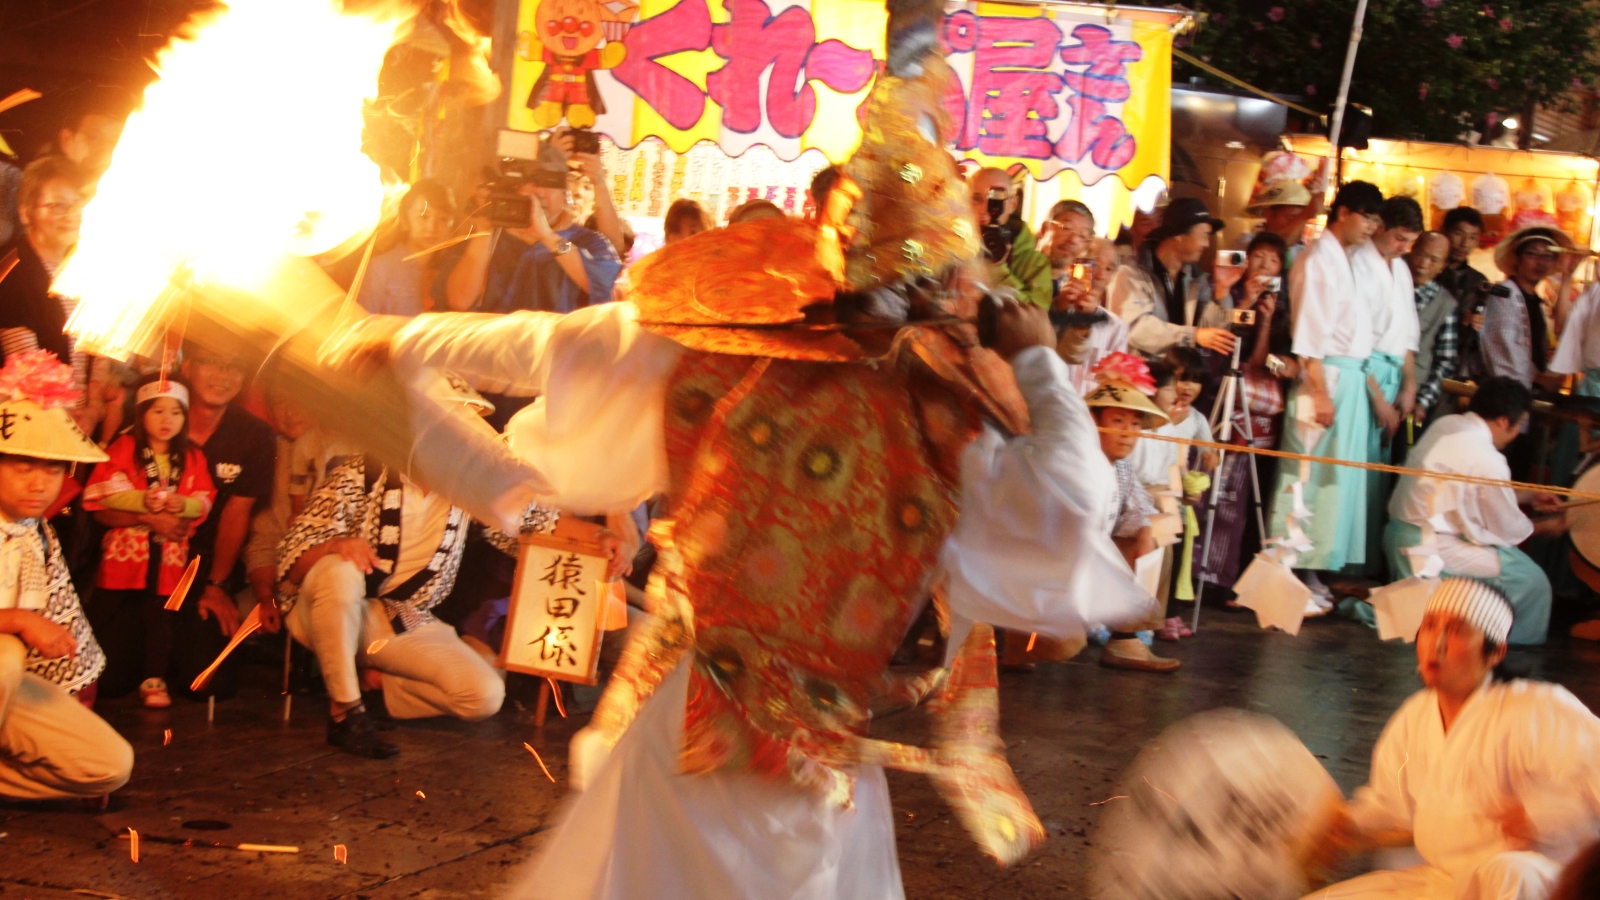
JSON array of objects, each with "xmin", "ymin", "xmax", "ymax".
[
  {"xmin": 570, "ymin": 128, "xmax": 601, "ymax": 156},
  {"xmin": 1217, "ymin": 249, "xmax": 1247, "ymax": 267}
]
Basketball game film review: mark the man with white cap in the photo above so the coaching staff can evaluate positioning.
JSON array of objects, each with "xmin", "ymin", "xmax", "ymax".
[
  {"xmin": 1307, "ymin": 577, "xmax": 1600, "ymax": 899},
  {"xmin": 0, "ymin": 350, "xmax": 133, "ymax": 801}
]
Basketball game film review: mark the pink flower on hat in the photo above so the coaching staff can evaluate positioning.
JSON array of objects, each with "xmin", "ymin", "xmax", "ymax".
[
  {"xmin": 0, "ymin": 351, "xmax": 80, "ymax": 410},
  {"xmin": 1092, "ymin": 352, "xmax": 1157, "ymax": 396}
]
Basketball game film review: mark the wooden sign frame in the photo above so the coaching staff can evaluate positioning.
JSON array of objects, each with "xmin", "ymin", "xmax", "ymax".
[{"xmin": 498, "ymin": 532, "xmax": 609, "ymax": 685}]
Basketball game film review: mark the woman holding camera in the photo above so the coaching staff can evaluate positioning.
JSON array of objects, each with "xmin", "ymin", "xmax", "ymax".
[{"xmin": 1195, "ymin": 231, "xmax": 1295, "ymax": 596}]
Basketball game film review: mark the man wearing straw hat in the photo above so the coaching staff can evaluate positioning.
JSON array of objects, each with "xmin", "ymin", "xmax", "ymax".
[
  {"xmin": 0, "ymin": 350, "xmax": 133, "ymax": 802},
  {"xmin": 1482, "ymin": 225, "xmax": 1575, "ymax": 393},
  {"xmin": 1384, "ymin": 376, "xmax": 1564, "ymax": 646},
  {"xmin": 1308, "ymin": 577, "xmax": 1600, "ymax": 899}
]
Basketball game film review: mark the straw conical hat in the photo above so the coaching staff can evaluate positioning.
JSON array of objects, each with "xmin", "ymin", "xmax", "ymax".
[
  {"xmin": 0, "ymin": 351, "xmax": 107, "ymax": 464},
  {"xmin": 1085, "ymin": 381, "xmax": 1169, "ymax": 429}
]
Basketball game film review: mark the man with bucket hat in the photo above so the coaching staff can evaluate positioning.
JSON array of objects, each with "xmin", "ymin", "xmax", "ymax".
[
  {"xmin": 0, "ymin": 350, "xmax": 132, "ymax": 802},
  {"xmin": 1107, "ymin": 197, "xmax": 1239, "ymax": 360}
]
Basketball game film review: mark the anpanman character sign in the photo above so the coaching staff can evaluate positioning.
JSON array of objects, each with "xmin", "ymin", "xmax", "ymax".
[{"xmin": 520, "ymin": 0, "xmax": 639, "ymax": 128}]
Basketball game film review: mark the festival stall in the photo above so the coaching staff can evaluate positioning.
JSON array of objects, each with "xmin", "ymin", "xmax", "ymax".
[
  {"xmin": 505, "ymin": 0, "xmax": 1190, "ymax": 253},
  {"xmin": 1279, "ymin": 135, "xmax": 1600, "ymax": 257}
]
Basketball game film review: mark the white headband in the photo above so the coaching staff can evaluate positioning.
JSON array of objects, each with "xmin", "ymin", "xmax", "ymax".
[
  {"xmin": 1426, "ymin": 577, "xmax": 1514, "ymax": 646},
  {"xmin": 135, "ymin": 380, "xmax": 190, "ymax": 409}
]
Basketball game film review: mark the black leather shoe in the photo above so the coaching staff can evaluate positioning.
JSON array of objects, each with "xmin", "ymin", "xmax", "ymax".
[{"xmin": 327, "ymin": 709, "xmax": 399, "ymax": 759}]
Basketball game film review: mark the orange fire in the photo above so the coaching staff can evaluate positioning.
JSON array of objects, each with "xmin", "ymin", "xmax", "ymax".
[{"xmin": 57, "ymin": 0, "xmax": 405, "ymax": 359}]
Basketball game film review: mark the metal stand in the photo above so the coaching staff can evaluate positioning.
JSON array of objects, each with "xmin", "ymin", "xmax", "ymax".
[{"xmin": 1192, "ymin": 331, "xmax": 1267, "ymax": 633}]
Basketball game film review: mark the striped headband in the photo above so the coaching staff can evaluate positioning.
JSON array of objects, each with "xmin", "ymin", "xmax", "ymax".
[
  {"xmin": 1425, "ymin": 577, "xmax": 1514, "ymax": 645},
  {"xmin": 135, "ymin": 380, "xmax": 189, "ymax": 409}
]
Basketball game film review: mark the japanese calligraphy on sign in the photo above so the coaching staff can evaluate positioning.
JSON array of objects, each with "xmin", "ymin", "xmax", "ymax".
[
  {"xmin": 500, "ymin": 534, "xmax": 609, "ymax": 684},
  {"xmin": 510, "ymin": 0, "xmax": 1181, "ymax": 187}
]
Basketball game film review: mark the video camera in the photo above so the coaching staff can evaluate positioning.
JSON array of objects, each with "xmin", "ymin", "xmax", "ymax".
[{"xmin": 483, "ymin": 129, "xmax": 573, "ymax": 229}]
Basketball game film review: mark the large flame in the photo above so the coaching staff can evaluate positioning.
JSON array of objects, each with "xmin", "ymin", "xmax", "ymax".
[{"xmin": 57, "ymin": 0, "xmax": 403, "ymax": 359}]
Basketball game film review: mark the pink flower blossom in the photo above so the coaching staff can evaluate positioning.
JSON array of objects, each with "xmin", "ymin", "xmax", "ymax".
[
  {"xmin": 0, "ymin": 351, "xmax": 80, "ymax": 410},
  {"xmin": 1482, "ymin": 4, "xmax": 1495, "ymax": 15},
  {"xmin": 1446, "ymin": 33, "xmax": 1464, "ymax": 48},
  {"xmin": 1253, "ymin": 20, "xmax": 1264, "ymax": 30},
  {"xmin": 1498, "ymin": 16, "xmax": 1513, "ymax": 31},
  {"xmin": 1305, "ymin": 83, "xmax": 1318, "ymax": 96},
  {"xmin": 1421, "ymin": 0, "xmax": 1441, "ymax": 7},
  {"xmin": 1573, "ymin": 78, "xmax": 1587, "ymax": 91},
  {"xmin": 1267, "ymin": 6, "xmax": 1285, "ymax": 21},
  {"xmin": 1486, "ymin": 77, "xmax": 1499, "ymax": 90},
  {"xmin": 1092, "ymin": 352, "xmax": 1158, "ymax": 396},
  {"xmin": 1419, "ymin": 83, "xmax": 1429, "ymax": 100}
]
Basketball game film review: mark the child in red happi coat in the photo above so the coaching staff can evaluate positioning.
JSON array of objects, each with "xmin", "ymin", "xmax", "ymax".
[{"xmin": 83, "ymin": 375, "xmax": 215, "ymax": 708}]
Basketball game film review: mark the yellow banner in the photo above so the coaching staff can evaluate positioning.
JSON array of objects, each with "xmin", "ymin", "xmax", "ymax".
[{"xmin": 510, "ymin": 0, "xmax": 1180, "ymax": 188}]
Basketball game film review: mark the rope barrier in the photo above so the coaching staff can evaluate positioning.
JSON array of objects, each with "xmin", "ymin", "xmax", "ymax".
[{"xmin": 1097, "ymin": 427, "xmax": 1600, "ymax": 502}]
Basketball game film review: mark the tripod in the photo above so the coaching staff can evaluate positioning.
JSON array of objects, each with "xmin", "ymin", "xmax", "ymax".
[{"xmin": 1191, "ymin": 322, "xmax": 1268, "ymax": 633}]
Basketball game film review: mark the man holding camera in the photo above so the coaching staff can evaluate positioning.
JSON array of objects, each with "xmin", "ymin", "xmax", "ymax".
[
  {"xmin": 1106, "ymin": 197, "xmax": 1238, "ymax": 360},
  {"xmin": 968, "ymin": 168, "xmax": 1052, "ymax": 309},
  {"xmin": 438, "ymin": 140, "xmax": 621, "ymax": 315}
]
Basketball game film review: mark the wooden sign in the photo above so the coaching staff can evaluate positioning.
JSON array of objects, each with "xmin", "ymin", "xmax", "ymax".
[{"xmin": 499, "ymin": 533, "xmax": 609, "ymax": 685}]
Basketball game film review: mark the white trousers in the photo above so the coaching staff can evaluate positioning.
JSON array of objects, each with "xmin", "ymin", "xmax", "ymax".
[
  {"xmin": 1304, "ymin": 852, "xmax": 1563, "ymax": 900},
  {"xmin": 505, "ymin": 660, "xmax": 904, "ymax": 900},
  {"xmin": 289, "ymin": 556, "xmax": 503, "ymax": 721},
  {"xmin": 0, "ymin": 634, "xmax": 133, "ymax": 800}
]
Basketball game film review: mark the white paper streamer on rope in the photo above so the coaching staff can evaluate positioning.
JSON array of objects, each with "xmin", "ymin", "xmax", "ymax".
[{"xmin": 1370, "ymin": 497, "xmax": 1445, "ymax": 642}]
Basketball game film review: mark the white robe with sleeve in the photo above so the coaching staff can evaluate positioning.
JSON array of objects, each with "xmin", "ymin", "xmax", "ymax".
[
  {"xmin": 1387, "ymin": 413, "xmax": 1532, "ymax": 578},
  {"xmin": 1291, "ymin": 230, "xmax": 1371, "ymax": 362},
  {"xmin": 388, "ymin": 303, "xmax": 1157, "ymax": 900},
  {"xmin": 1305, "ymin": 679, "xmax": 1600, "ymax": 900}
]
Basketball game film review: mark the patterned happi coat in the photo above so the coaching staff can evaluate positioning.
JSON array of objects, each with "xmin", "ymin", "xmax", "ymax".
[{"xmin": 589, "ymin": 325, "xmax": 1044, "ymax": 861}]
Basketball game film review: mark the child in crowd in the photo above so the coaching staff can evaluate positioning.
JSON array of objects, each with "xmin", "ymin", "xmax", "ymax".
[
  {"xmin": 1083, "ymin": 353, "xmax": 1180, "ymax": 673},
  {"xmin": 1130, "ymin": 349, "xmax": 1218, "ymax": 641},
  {"xmin": 83, "ymin": 375, "xmax": 215, "ymax": 707}
]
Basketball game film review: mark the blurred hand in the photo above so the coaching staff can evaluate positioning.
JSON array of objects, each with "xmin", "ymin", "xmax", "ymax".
[
  {"xmin": 1212, "ymin": 262, "xmax": 1244, "ymax": 296},
  {"xmin": 1530, "ymin": 492, "xmax": 1565, "ymax": 515},
  {"xmin": 1374, "ymin": 398, "xmax": 1401, "ymax": 440},
  {"xmin": 144, "ymin": 512, "xmax": 191, "ymax": 543},
  {"xmin": 197, "ymin": 585, "xmax": 241, "ymax": 637},
  {"xmin": 254, "ymin": 598, "xmax": 282, "ymax": 634},
  {"xmin": 1312, "ymin": 388, "xmax": 1335, "ymax": 428},
  {"xmin": 573, "ymin": 152, "xmax": 604, "ymax": 184},
  {"xmin": 17, "ymin": 611, "xmax": 75, "ymax": 659},
  {"xmin": 991, "ymin": 298, "xmax": 1055, "ymax": 360},
  {"xmin": 319, "ymin": 315, "xmax": 412, "ymax": 379},
  {"xmin": 1467, "ymin": 311, "xmax": 1485, "ymax": 332},
  {"xmin": 1195, "ymin": 328, "xmax": 1237, "ymax": 355},
  {"xmin": 163, "ymin": 492, "xmax": 187, "ymax": 515},
  {"xmin": 1167, "ymin": 400, "xmax": 1191, "ymax": 425},
  {"xmin": 1397, "ymin": 383, "xmax": 1418, "ymax": 422},
  {"xmin": 326, "ymin": 536, "xmax": 382, "ymax": 574},
  {"xmin": 1053, "ymin": 278, "xmax": 1091, "ymax": 312},
  {"xmin": 1255, "ymin": 290, "xmax": 1278, "ymax": 319}
]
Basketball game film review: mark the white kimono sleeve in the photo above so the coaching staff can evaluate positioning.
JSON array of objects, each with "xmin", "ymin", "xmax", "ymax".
[
  {"xmin": 1348, "ymin": 691, "xmax": 1423, "ymax": 836},
  {"xmin": 390, "ymin": 303, "xmax": 682, "ymax": 518},
  {"xmin": 1451, "ymin": 454, "xmax": 1533, "ymax": 548},
  {"xmin": 1290, "ymin": 242, "xmax": 1334, "ymax": 360},
  {"xmin": 1507, "ymin": 683, "xmax": 1600, "ymax": 862},
  {"xmin": 939, "ymin": 347, "xmax": 1158, "ymax": 641}
]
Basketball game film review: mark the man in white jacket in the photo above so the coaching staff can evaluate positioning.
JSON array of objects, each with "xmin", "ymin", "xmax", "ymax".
[{"xmin": 1307, "ymin": 578, "xmax": 1600, "ymax": 899}]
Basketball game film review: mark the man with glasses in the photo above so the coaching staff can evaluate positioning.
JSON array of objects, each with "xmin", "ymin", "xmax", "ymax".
[
  {"xmin": 170, "ymin": 346, "xmax": 277, "ymax": 701},
  {"xmin": 0, "ymin": 157, "xmax": 110, "ymax": 438}
]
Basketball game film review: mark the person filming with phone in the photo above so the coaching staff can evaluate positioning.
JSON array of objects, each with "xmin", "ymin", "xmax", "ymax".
[{"xmin": 438, "ymin": 135, "xmax": 620, "ymax": 315}]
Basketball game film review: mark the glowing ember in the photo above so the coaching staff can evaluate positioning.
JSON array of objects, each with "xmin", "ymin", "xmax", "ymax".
[{"xmin": 57, "ymin": 0, "xmax": 402, "ymax": 359}]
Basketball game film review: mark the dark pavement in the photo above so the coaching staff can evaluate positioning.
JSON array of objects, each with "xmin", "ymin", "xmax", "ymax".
[{"xmin": 4, "ymin": 606, "xmax": 1599, "ymax": 899}]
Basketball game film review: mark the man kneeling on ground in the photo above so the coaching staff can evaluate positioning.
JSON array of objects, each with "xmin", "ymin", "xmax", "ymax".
[
  {"xmin": 0, "ymin": 351, "xmax": 133, "ymax": 801},
  {"xmin": 277, "ymin": 452, "xmax": 621, "ymax": 758},
  {"xmin": 1307, "ymin": 578, "xmax": 1600, "ymax": 900}
]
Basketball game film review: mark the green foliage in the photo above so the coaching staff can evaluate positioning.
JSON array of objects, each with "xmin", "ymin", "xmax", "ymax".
[{"xmin": 1178, "ymin": 0, "xmax": 1600, "ymax": 142}]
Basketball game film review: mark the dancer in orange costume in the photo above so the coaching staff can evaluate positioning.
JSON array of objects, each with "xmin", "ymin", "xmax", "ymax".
[{"xmin": 328, "ymin": 1, "xmax": 1156, "ymax": 894}]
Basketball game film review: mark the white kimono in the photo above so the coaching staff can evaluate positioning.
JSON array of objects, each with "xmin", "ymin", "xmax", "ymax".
[
  {"xmin": 1550, "ymin": 282, "xmax": 1600, "ymax": 376},
  {"xmin": 1388, "ymin": 413, "xmax": 1532, "ymax": 578},
  {"xmin": 387, "ymin": 304, "xmax": 1156, "ymax": 900},
  {"xmin": 1357, "ymin": 243, "xmax": 1420, "ymax": 359},
  {"xmin": 1306, "ymin": 679, "xmax": 1600, "ymax": 900}
]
